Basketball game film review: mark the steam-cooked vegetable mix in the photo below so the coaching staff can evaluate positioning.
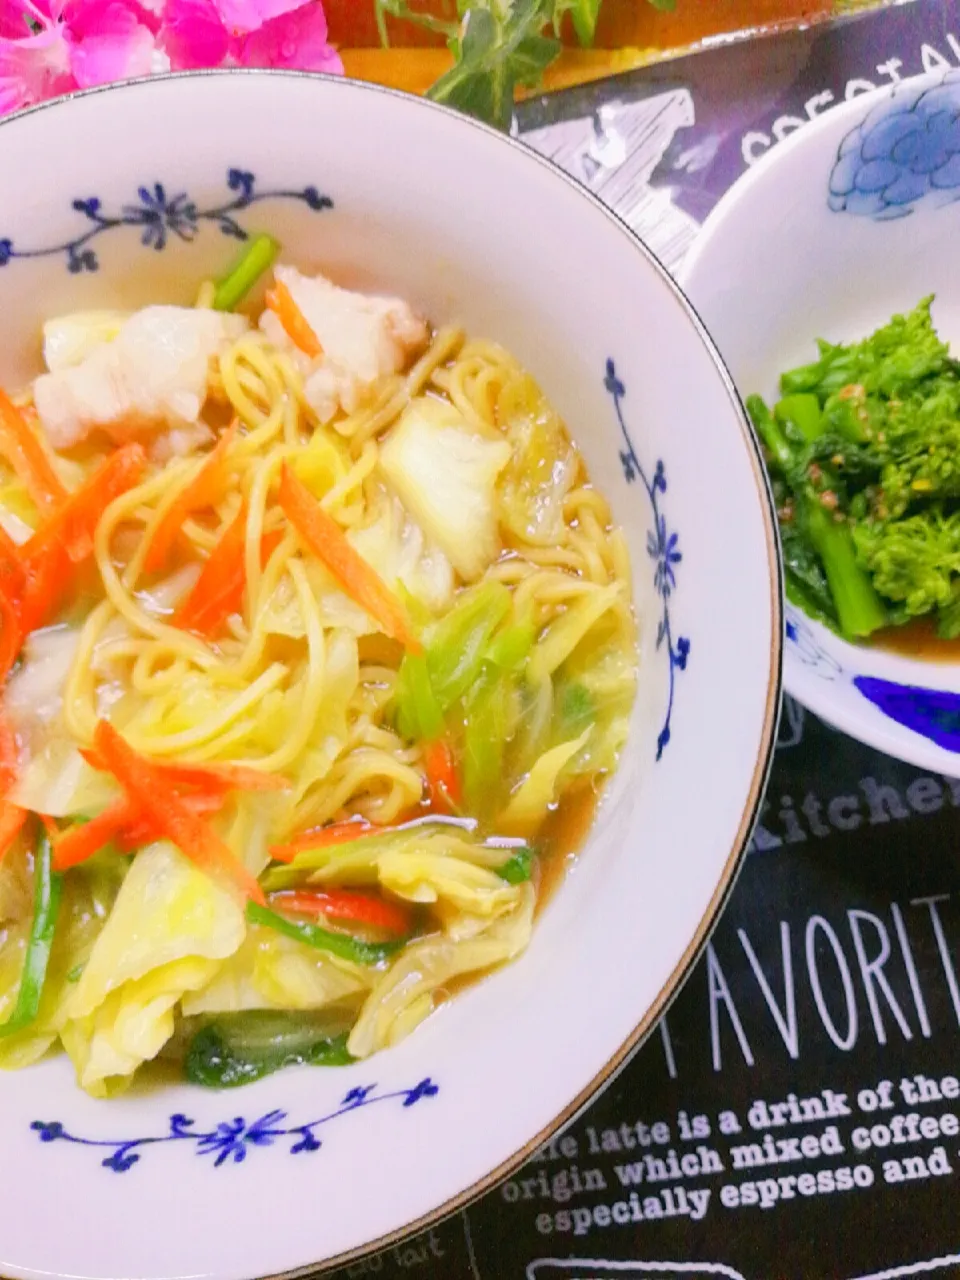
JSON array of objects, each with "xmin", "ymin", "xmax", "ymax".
[
  {"xmin": 749, "ymin": 298, "xmax": 960, "ymax": 643},
  {"xmin": 0, "ymin": 237, "xmax": 637, "ymax": 1095}
]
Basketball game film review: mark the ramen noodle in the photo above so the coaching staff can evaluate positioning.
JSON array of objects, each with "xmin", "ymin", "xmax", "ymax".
[{"xmin": 0, "ymin": 241, "xmax": 637, "ymax": 1095}]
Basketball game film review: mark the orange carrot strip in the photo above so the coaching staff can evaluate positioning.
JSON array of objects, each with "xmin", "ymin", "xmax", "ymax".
[
  {"xmin": 23, "ymin": 442, "xmax": 147, "ymax": 565},
  {"xmin": 0, "ymin": 583, "xmax": 21, "ymax": 687},
  {"xmin": 16, "ymin": 537, "xmax": 71, "ymax": 638},
  {"xmin": 80, "ymin": 746, "xmax": 285, "ymax": 795},
  {"xmin": 174, "ymin": 519, "xmax": 281, "ymax": 639},
  {"xmin": 152, "ymin": 762, "xmax": 289, "ymax": 792},
  {"xmin": 0, "ymin": 802, "xmax": 26, "ymax": 862},
  {"xmin": 424, "ymin": 738, "xmax": 461, "ymax": 812},
  {"xmin": 143, "ymin": 422, "xmax": 238, "ymax": 574},
  {"xmin": 0, "ymin": 716, "xmax": 17, "ymax": 792},
  {"xmin": 116, "ymin": 791, "xmax": 226, "ymax": 852},
  {"xmin": 51, "ymin": 797, "xmax": 139, "ymax": 871},
  {"xmin": 93, "ymin": 721, "xmax": 266, "ymax": 905},
  {"xmin": 265, "ymin": 281, "xmax": 323, "ymax": 358},
  {"xmin": 4, "ymin": 449, "xmax": 144, "ymax": 648},
  {"xmin": 269, "ymin": 818, "xmax": 378, "ymax": 863},
  {"xmin": 0, "ymin": 392, "xmax": 67, "ymax": 512},
  {"xmin": 173, "ymin": 504, "xmax": 247, "ymax": 637},
  {"xmin": 279, "ymin": 464, "xmax": 420, "ymax": 652},
  {"xmin": 0, "ymin": 715, "xmax": 25, "ymax": 861},
  {"xmin": 270, "ymin": 888, "xmax": 412, "ymax": 937},
  {"xmin": 0, "ymin": 523, "xmax": 25, "ymax": 598}
]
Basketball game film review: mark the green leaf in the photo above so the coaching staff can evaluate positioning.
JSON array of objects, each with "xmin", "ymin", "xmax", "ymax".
[
  {"xmin": 552, "ymin": 0, "xmax": 601, "ymax": 45},
  {"xmin": 497, "ymin": 848, "xmax": 534, "ymax": 884},
  {"xmin": 427, "ymin": 1, "xmax": 561, "ymax": 131},
  {"xmin": 375, "ymin": 0, "xmax": 459, "ymax": 43}
]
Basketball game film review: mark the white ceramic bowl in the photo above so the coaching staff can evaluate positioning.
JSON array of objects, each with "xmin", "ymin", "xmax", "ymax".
[
  {"xmin": 682, "ymin": 69, "xmax": 960, "ymax": 775},
  {"xmin": 0, "ymin": 71, "xmax": 780, "ymax": 1280}
]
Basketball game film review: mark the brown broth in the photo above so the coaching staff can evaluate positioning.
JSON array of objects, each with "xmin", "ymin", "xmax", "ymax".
[
  {"xmin": 870, "ymin": 618, "xmax": 960, "ymax": 663},
  {"xmin": 534, "ymin": 781, "xmax": 602, "ymax": 915},
  {"xmin": 434, "ymin": 782, "xmax": 604, "ymax": 1010}
]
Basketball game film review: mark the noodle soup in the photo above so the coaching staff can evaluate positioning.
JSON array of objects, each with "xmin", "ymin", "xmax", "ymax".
[{"xmin": 0, "ymin": 247, "xmax": 637, "ymax": 1097}]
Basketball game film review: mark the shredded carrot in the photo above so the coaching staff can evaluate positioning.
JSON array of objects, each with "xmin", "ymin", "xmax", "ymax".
[
  {"xmin": 152, "ymin": 761, "xmax": 289, "ymax": 792},
  {"xmin": 0, "ymin": 719, "xmax": 25, "ymax": 861},
  {"xmin": 0, "ymin": 392, "xmax": 67, "ymax": 512},
  {"xmin": 175, "ymin": 521, "xmax": 282, "ymax": 639},
  {"xmin": 7, "ymin": 443, "xmax": 147, "ymax": 649},
  {"xmin": 0, "ymin": 523, "xmax": 24, "ymax": 599},
  {"xmin": 92, "ymin": 720, "xmax": 266, "ymax": 904},
  {"xmin": 143, "ymin": 422, "xmax": 238, "ymax": 574},
  {"xmin": 16, "ymin": 536, "xmax": 71, "ymax": 638},
  {"xmin": 270, "ymin": 887, "xmax": 413, "ymax": 937},
  {"xmin": 424, "ymin": 738, "xmax": 461, "ymax": 812},
  {"xmin": 0, "ymin": 582, "xmax": 21, "ymax": 687},
  {"xmin": 81, "ymin": 745, "xmax": 288, "ymax": 795},
  {"xmin": 52, "ymin": 789, "xmax": 236, "ymax": 867},
  {"xmin": 51, "ymin": 798, "xmax": 139, "ymax": 870},
  {"xmin": 116, "ymin": 791, "xmax": 226, "ymax": 852},
  {"xmin": 0, "ymin": 802, "xmax": 26, "ymax": 862},
  {"xmin": 265, "ymin": 280, "xmax": 324, "ymax": 358},
  {"xmin": 278, "ymin": 464, "xmax": 420, "ymax": 652},
  {"xmin": 22, "ymin": 442, "xmax": 147, "ymax": 565},
  {"xmin": 269, "ymin": 818, "xmax": 379, "ymax": 862},
  {"xmin": 0, "ymin": 716, "xmax": 17, "ymax": 792}
]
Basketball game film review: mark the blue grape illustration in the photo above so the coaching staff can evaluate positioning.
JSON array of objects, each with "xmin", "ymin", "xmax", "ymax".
[{"xmin": 829, "ymin": 70, "xmax": 960, "ymax": 219}]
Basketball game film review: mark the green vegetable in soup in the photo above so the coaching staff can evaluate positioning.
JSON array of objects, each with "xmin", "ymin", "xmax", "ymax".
[
  {"xmin": 184, "ymin": 1012, "xmax": 353, "ymax": 1088},
  {"xmin": 212, "ymin": 234, "xmax": 280, "ymax": 312}
]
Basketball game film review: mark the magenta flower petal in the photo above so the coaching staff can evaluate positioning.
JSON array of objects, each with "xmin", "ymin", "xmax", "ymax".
[
  {"xmin": 67, "ymin": 0, "xmax": 156, "ymax": 87},
  {"xmin": 161, "ymin": 0, "xmax": 227, "ymax": 68},
  {"xmin": 234, "ymin": 1, "xmax": 342, "ymax": 72},
  {"xmin": 0, "ymin": 1, "xmax": 30, "ymax": 39},
  {"xmin": 214, "ymin": 0, "xmax": 304, "ymax": 38},
  {"xmin": 0, "ymin": 21, "xmax": 74, "ymax": 113}
]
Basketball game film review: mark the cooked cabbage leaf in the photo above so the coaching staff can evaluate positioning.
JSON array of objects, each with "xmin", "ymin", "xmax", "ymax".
[
  {"xmin": 62, "ymin": 842, "xmax": 245, "ymax": 1095},
  {"xmin": 379, "ymin": 397, "xmax": 511, "ymax": 581},
  {"xmin": 347, "ymin": 883, "xmax": 534, "ymax": 1058}
]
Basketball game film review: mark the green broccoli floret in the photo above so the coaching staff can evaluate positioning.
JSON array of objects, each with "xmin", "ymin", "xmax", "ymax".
[
  {"xmin": 875, "ymin": 376, "xmax": 960, "ymax": 517},
  {"xmin": 780, "ymin": 297, "xmax": 953, "ymax": 401},
  {"xmin": 853, "ymin": 509, "xmax": 960, "ymax": 626},
  {"xmin": 747, "ymin": 393, "xmax": 887, "ymax": 639},
  {"xmin": 755, "ymin": 297, "xmax": 960, "ymax": 642}
]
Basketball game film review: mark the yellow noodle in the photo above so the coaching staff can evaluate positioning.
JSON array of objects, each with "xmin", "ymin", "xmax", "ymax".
[
  {"xmin": 245, "ymin": 558, "xmax": 326, "ymax": 773},
  {"xmin": 3, "ymin": 298, "xmax": 639, "ymax": 1089},
  {"xmin": 62, "ymin": 600, "xmax": 117, "ymax": 741},
  {"xmin": 336, "ymin": 327, "xmax": 464, "ymax": 451},
  {"xmin": 124, "ymin": 662, "xmax": 287, "ymax": 756}
]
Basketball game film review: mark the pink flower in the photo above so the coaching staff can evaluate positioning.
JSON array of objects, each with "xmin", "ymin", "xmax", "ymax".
[
  {"xmin": 161, "ymin": 0, "xmax": 342, "ymax": 74},
  {"xmin": 0, "ymin": 0, "xmax": 158, "ymax": 113}
]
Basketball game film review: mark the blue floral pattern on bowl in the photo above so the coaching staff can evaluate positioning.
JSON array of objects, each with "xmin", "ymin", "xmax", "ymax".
[
  {"xmin": 0, "ymin": 168, "xmax": 332, "ymax": 274},
  {"xmin": 784, "ymin": 604, "xmax": 960, "ymax": 753},
  {"xmin": 784, "ymin": 605, "xmax": 841, "ymax": 681},
  {"xmin": 829, "ymin": 69, "xmax": 960, "ymax": 219},
  {"xmin": 605, "ymin": 359, "xmax": 689, "ymax": 760},
  {"xmin": 31, "ymin": 1077, "xmax": 438, "ymax": 1172}
]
